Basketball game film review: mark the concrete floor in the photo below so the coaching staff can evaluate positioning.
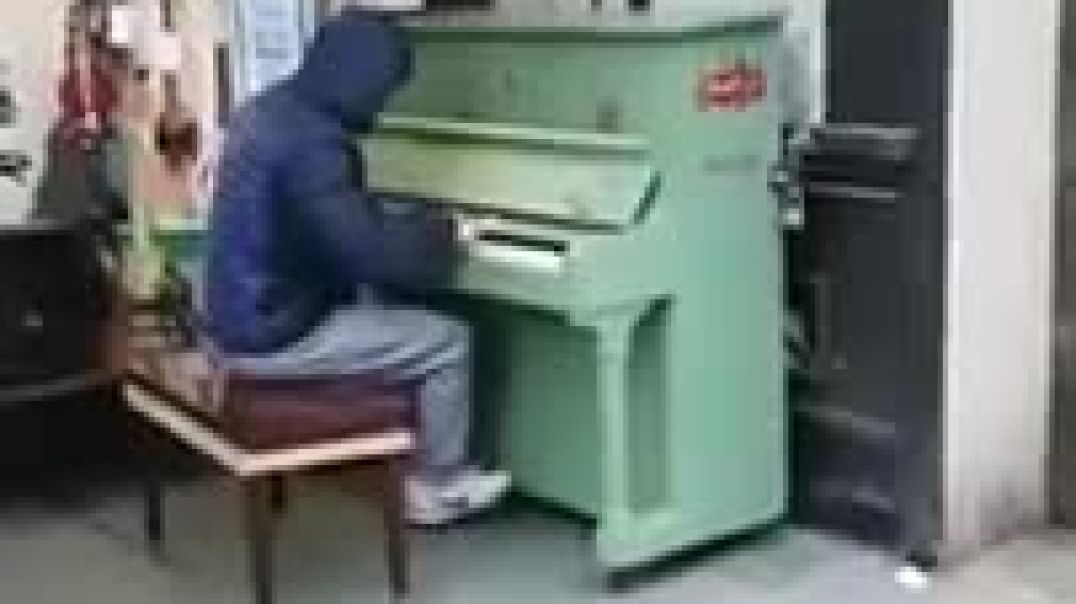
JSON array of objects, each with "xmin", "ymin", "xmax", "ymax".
[{"xmin": 0, "ymin": 476, "xmax": 1074, "ymax": 604}]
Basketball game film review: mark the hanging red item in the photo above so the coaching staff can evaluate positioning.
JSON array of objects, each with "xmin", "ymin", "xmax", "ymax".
[
  {"xmin": 58, "ymin": 39, "xmax": 120, "ymax": 146},
  {"xmin": 59, "ymin": 63, "xmax": 119, "ymax": 123}
]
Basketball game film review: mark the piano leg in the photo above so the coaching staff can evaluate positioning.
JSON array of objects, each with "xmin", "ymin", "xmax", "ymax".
[
  {"xmin": 577, "ymin": 306, "xmax": 650, "ymax": 572},
  {"xmin": 595, "ymin": 316, "xmax": 636, "ymax": 528}
]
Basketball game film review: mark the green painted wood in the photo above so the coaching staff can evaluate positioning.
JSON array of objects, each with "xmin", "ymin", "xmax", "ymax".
[
  {"xmin": 376, "ymin": 115, "xmax": 652, "ymax": 152},
  {"xmin": 402, "ymin": 10, "xmax": 785, "ymax": 38},
  {"xmin": 364, "ymin": 12, "xmax": 788, "ymax": 572},
  {"xmin": 365, "ymin": 121, "xmax": 657, "ymax": 228}
]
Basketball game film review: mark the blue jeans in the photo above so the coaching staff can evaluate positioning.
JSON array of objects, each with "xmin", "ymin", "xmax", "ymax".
[{"xmin": 227, "ymin": 289, "xmax": 472, "ymax": 478}]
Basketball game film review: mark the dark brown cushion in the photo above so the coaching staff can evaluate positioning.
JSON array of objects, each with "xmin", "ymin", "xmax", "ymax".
[
  {"xmin": 223, "ymin": 374, "xmax": 414, "ymax": 451},
  {"xmin": 128, "ymin": 350, "xmax": 415, "ymax": 453}
]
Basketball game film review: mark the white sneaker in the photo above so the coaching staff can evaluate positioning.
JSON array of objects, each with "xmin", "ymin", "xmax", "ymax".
[{"xmin": 405, "ymin": 469, "xmax": 512, "ymax": 527}]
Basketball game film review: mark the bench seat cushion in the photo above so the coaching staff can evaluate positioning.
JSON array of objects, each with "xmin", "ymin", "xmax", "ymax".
[{"xmin": 128, "ymin": 349, "xmax": 414, "ymax": 452}]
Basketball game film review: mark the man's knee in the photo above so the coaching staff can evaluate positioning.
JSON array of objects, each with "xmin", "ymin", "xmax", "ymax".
[{"xmin": 436, "ymin": 315, "xmax": 471, "ymax": 363}]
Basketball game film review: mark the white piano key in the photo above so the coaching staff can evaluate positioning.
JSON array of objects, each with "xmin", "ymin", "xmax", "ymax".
[{"xmin": 467, "ymin": 241, "xmax": 565, "ymax": 275}]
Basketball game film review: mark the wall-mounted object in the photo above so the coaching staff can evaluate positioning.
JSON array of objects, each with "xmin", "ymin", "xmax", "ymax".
[
  {"xmin": 0, "ymin": 61, "xmax": 30, "ymax": 184},
  {"xmin": 58, "ymin": 5, "xmax": 120, "ymax": 148},
  {"xmin": 108, "ymin": 2, "xmax": 138, "ymax": 48},
  {"xmin": 232, "ymin": 0, "xmax": 309, "ymax": 102},
  {"xmin": 154, "ymin": 0, "xmax": 200, "ymax": 172},
  {"xmin": 348, "ymin": 0, "xmax": 425, "ymax": 10}
]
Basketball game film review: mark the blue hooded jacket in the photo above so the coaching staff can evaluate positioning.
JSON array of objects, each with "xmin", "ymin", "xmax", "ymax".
[{"xmin": 205, "ymin": 13, "xmax": 454, "ymax": 355}]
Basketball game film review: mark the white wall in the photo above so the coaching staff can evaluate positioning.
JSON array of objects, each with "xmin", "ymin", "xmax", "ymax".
[
  {"xmin": 780, "ymin": 0, "xmax": 826, "ymax": 123},
  {"xmin": 0, "ymin": 0, "xmax": 69, "ymax": 221},
  {"xmin": 944, "ymin": 0, "xmax": 1061, "ymax": 556}
]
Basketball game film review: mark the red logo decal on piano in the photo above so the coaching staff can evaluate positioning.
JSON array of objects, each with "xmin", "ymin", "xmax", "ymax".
[{"xmin": 698, "ymin": 60, "xmax": 767, "ymax": 112}]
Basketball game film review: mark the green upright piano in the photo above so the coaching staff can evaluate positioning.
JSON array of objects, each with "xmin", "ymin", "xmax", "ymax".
[{"xmin": 364, "ymin": 8, "xmax": 787, "ymax": 573}]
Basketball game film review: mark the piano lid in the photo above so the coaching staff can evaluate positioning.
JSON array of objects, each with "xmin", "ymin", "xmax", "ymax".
[
  {"xmin": 402, "ymin": 5, "xmax": 786, "ymax": 37},
  {"xmin": 362, "ymin": 115, "xmax": 659, "ymax": 229}
]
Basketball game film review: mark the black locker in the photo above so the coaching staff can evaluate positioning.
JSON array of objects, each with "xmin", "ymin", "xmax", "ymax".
[{"xmin": 789, "ymin": 0, "xmax": 949, "ymax": 562}]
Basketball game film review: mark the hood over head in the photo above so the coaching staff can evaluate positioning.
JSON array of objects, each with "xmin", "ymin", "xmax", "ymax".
[{"xmin": 291, "ymin": 12, "xmax": 413, "ymax": 130}]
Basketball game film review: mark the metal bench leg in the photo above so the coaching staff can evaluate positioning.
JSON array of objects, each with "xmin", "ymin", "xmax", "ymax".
[
  {"xmin": 379, "ymin": 457, "xmax": 409, "ymax": 598},
  {"xmin": 244, "ymin": 478, "xmax": 276, "ymax": 604}
]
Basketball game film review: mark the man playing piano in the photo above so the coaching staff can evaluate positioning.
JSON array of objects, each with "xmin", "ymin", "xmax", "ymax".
[{"xmin": 205, "ymin": 11, "xmax": 510, "ymax": 526}]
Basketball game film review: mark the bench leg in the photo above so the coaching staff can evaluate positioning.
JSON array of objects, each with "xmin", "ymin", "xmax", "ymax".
[
  {"xmin": 379, "ymin": 457, "xmax": 409, "ymax": 598},
  {"xmin": 144, "ymin": 469, "xmax": 164, "ymax": 546},
  {"xmin": 244, "ymin": 478, "xmax": 276, "ymax": 604},
  {"xmin": 270, "ymin": 476, "xmax": 288, "ymax": 516},
  {"xmin": 129, "ymin": 414, "xmax": 164, "ymax": 547}
]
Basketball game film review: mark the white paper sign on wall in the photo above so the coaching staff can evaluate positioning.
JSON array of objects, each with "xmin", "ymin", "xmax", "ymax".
[
  {"xmin": 235, "ymin": 0, "xmax": 307, "ymax": 100},
  {"xmin": 346, "ymin": 0, "xmax": 425, "ymax": 10},
  {"xmin": 149, "ymin": 31, "xmax": 184, "ymax": 71},
  {"xmin": 108, "ymin": 4, "xmax": 140, "ymax": 47}
]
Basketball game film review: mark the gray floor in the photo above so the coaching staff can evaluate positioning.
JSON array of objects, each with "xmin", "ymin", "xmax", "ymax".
[{"xmin": 0, "ymin": 476, "xmax": 1074, "ymax": 604}]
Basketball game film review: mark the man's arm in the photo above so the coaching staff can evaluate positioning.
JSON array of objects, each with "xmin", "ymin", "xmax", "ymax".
[{"xmin": 283, "ymin": 137, "xmax": 456, "ymax": 289}]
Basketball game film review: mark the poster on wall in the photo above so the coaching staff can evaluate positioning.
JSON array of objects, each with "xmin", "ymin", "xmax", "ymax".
[
  {"xmin": 0, "ymin": 57, "xmax": 29, "ymax": 223},
  {"xmin": 234, "ymin": 0, "xmax": 308, "ymax": 102}
]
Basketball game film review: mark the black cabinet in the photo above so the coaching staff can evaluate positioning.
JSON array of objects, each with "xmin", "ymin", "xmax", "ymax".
[
  {"xmin": 790, "ymin": 0, "xmax": 948, "ymax": 563},
  {"xmin": 791, "ymin": 127, "xmax": 934, "ymax": 551},
  {"xmin": 0, "ymin": 221, "xmax": 134, "ymax": 496},
  {"xmin": 0, "ymin": 221, "xmax": 108, "ymax": 400},
  {"xmin": 804, "ymin": 185, "xmax": 904, "ymax": 419}
]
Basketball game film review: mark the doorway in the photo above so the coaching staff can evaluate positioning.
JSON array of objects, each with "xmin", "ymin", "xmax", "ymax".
[{"xmin": 1053, "ymin": 0, "xmax": 1076, "ymax": 524}]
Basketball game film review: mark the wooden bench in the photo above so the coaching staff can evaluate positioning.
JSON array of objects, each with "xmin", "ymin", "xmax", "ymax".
[{"xmin": 120, "ymin": 304, "xmax": 417, "ymax": 603}]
